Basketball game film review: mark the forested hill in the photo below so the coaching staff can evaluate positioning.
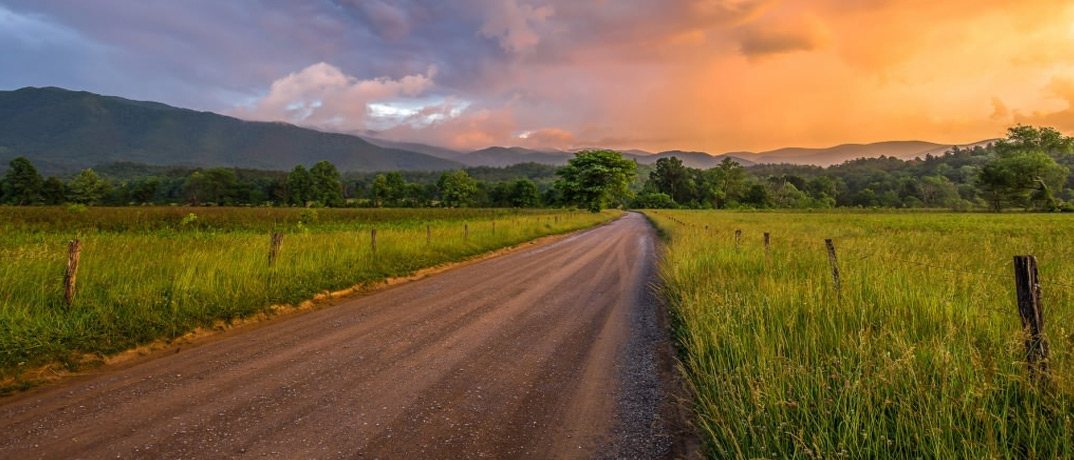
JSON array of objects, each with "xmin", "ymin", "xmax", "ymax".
[
  {"xmin": 0, "ymin": 87, "xmax": 462, "ymax": 174},
  {"xmin": 638, "ymin": 125, "xmax": 1074, "ymax": 212}
]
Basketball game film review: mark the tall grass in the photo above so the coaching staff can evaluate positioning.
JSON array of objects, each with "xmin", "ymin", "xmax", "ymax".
[
  {"xmin": 646, "ymin": 210, "xmax": 1074, "ymax": 459},
  {"xmin": 0, "ymin": 206, "xmax": 619, "ymax": 384}
]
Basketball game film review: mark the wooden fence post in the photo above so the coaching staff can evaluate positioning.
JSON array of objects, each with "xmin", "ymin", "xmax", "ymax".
[
  {"xmin": 268, "ymin": 233, "xmax": 283, "ymax": 267},
  {"xmin": 427, "ymin": 225, "xmax": 432, "ymax": 245},
  {"xmin": 63, "ymin": 239, "xmax": 82, "ymax": 306},
  {"xmin": 492, "ymin": 220, "xmax": 496, "ymax": 236},
  {"xmin": 1014, "ymin": 255, "xmax": 1049, "ymax": 379},
  {"xmin": 735, "ymin": 230, "xmax": 742, "ymax": 249},
  {"xmin": 764, "ymin": 232, "xmax": 771, "ymax": 258},
  {"xmin": 825, "ymin": 239, "xmax": 840, "ymax": 292},
  {"xmin": 464, "ymin": 224, "xmax": 469, "ymax": 241},
  {"xmin": 371, "ymin": 228, "xmax": 378, "ymax": 255}
]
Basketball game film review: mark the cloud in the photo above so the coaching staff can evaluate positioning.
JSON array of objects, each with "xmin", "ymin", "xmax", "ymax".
[
  {"xmin": 736, "ymin": 14, "xmax": 831, "ymax": 59},
  {"xmin": 991, "ymin": 97, "xmax": 1010, "ymax": 121},
  {"xmin": 1012, "ymin": 76, "xmax": 1074, "ymax": 131},
  {"xmin": 231, "ymin": 62, "xmax": 438, "ymax": 131},
  {"xmin": 380, "ymin": 106, "xmax": 520, "ymax": 150},
  {"xmin": 518, "ymin": 128, "xmax": 577, "ymax": 148},
  {"xmin": 6, "ymin": 0, "xmax": 1074, "ymax": 156},
  {"xmin": 479, "ymin": 0, "xmax": 555, "ymax": 53},
  {"xmin": 335, "ymin": 0, "xmax": 415, "ymax": 40}
]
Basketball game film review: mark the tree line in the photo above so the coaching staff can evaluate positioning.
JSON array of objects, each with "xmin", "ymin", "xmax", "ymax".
[
  {"xmin": 2, "ymin": 125, "xmax": 1070, "ymax": 212},
  {"xmin": 635, "ymin": 125, "xmax": 1074, "ymax": 212},
  {"xmin": 0, "ymin": 158, "xmax": 555, "ymax": 209}
]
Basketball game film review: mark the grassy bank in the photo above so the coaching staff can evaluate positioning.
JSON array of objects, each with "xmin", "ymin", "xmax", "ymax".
[
  {"xmin": 645, "ymin": 210, "xmax": 1074, "ymax": 459},
  {"xmin": 0, "ymin": 207, "xmax": 619, "ymax": 386}
]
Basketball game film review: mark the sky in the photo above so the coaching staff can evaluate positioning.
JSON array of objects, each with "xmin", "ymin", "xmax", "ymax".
[{"xmin": 3, "ymin": 0, "xmax": 1074, "ymax": 153}]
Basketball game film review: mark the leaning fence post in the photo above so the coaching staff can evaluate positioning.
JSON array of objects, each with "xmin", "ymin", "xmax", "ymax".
[
  {"xmin": 825, "ymin": 239, "xmax": 840, "ymax": 292},
  {"xmin": 1014, "ymin": 255, "xmax": 1049, "ymax": 380},
  {"xmin": 63, "ymin": 239, "xmax": 82, "ymax": 306},
  {"xmin": 268, "ymin": 233, "xmax": 283, "ymax": 267}
]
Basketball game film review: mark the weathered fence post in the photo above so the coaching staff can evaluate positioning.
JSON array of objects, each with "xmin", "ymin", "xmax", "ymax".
[
  {"xmin": 268, "ymin": 233, "xmax": 283, "ymax": 267},
  {"xmin": 825, "ymin": 239, "xmax": 840, "ymax": 292},
  {"xmin": 735, "ymin": 230, "xmax": 742, "ymax": 249},
  {"xmin": 1014, "ymin": 255, "xmax": 1049, "ymax": 380},
  {"xmin": 426, "ymin": 225, "xmax": 432, "ymax": 245},
  {"xmin": 464, "ymin": 224, "xmax": 469, "ymax": 241},
  {"xmin": 764, "ymin": 232, "xmax": 771, "ymax": 258},
  {"xmin": 63, "ymin": 239, "xmax": 82, "ymax": 306},
  {"xmin": 492, "ymin": 220, "xmax": 496, "ymax": 236},
  {"xmin": 371, "ymin": 228, "xmax": 378, "ymax": 255}
]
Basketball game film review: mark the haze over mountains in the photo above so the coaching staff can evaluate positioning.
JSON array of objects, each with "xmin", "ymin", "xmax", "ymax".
[{"xmin": 0, "ymin": 87, "xmax": 991, "ymax": 175}]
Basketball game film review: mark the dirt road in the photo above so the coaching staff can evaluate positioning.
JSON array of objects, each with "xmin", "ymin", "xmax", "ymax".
[{"xmin": 0, "ymin": 212, "xmax": 692, "ymax": 459}]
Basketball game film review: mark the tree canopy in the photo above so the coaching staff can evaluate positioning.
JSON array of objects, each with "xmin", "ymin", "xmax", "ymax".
[{"xmin": 554, "ymin": 150, "xmax": 637, "ymax": 212}]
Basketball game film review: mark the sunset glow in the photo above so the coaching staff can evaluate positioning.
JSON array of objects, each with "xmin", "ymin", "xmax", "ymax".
[{"xmin": 3, "ymin": 0, "xmax": 1073, "ymax": 153}]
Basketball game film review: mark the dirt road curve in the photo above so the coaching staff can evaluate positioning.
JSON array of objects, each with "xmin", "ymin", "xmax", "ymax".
[{"xmin": 0, "ymin": 212, "xmax": 694, "ymax": 459}]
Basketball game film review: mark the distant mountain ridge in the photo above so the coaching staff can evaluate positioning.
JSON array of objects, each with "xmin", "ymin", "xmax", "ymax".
[
  {"xmin": 0, "ymin": 87, "xmax": 462, "ymax": 175},
  {"xmin": 747, "ymin": 140, "xmax": 997, "ymax": 166},
  {"xmin": 0, "ymin": 87, "xmax": 991, "ymax": 175}
]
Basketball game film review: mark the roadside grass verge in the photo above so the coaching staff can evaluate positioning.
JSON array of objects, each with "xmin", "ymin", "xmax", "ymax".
[
  {"xmin": 645, "ymin": 210, "xmax": 1074, "ymax": 459},
  {"xmin": 0, "ymin": 207, "xmax": 619, "ymax": 388}
]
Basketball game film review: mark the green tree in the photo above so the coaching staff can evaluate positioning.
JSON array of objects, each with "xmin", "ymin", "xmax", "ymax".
[
  {"xmin": 437, "ymin": 170, "xmax": 478, "ymax": 207},
  {"xmin": 995, "ymin": 125, "xmax": 1074, "ymax": 156},
  {"xmin": 309, "ymin": 161, "xmax": 344, "ymax": 207},
  {"xmin": 67, "ymin": 169, "xmax": 111, "ymax": 205},
  {"xmin": 41, "ymin": 177, "xmax": 67, "ymax": 205},
  {"xmin": 978, "ymin": 125, "xmax": 1072, "ymax": 211},
  {"xmin": 554, "ymin": 150, "xmax": 637, "ymax": 212},
  {"xmin": 130, "ymin": 178, "xmax": 160, "ymax": 204},
  {"xmin": 384, "ymin": 172, "xmax": 408, "ymax": 206},
  {"xmin": 632, "ymin": 192, "xmax": 678, "ymax": 209},
  {"xmin": 649, "ymin": 157, "xmax": 696, "ymax": 205},
  {"xmin": 509, "ymin": 179, "xmax": 541, "ymax": 207},
  {"xmin": 370, "ymin": 174, "xmax": 389, "ymax": 207},
  {"xmin": 183, "ymin": 171, "xmax": 206, "ymax": 205},
  {"xmin": 202, "ymin": 168, "xmax": 240, "ymax": 205},
  {"xmin": 1, "ymin": 157, "xmax": 44, "ymax": 205},
  {"xmin": 287, "ymin": 165, "xmax": 314, "ymax": 207},
  {"xmin": 978, "ymin": 151, "xmax": 1068, "ymax": 211},
  {"xmin": 742, "ymin": 183, "xmax": 771, "ymax": 208}
]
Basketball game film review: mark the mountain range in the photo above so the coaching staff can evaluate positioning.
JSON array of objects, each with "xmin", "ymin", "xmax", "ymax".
[{"xmin": 0, "ymin": 87, "xmax": 991, "ymax": 175}]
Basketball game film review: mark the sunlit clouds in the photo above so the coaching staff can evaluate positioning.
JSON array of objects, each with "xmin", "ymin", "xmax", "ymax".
[{"xmin": 2, "ymin": 0, "xmax": 1073, "ymax": 153}]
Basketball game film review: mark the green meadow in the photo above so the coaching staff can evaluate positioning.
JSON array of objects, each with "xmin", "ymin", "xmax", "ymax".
[
  {"xmin": 645, "ymin": 210, "xmax": 1074, "ymax": 459},
  {"xmin": 0, "ymin": 206, "xmax": 618, "ymax": 388}
]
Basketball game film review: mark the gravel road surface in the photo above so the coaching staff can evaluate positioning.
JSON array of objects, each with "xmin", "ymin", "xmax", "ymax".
[{"xmin": 0, "ymin": 212, "xmax": 695, "ymax": 459}]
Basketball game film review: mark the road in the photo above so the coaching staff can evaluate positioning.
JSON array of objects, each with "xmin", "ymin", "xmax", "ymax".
[{"xmin": 0, "ymin": 212, "xmax": 693, "ymax": 459}]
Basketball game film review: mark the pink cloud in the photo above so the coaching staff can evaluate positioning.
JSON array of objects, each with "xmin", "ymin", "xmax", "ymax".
[
  {"xmin": 479, "ymin": 0, "xmax": 554, "ymax": 53},
  {"xmin": 231, "ymin": 62, "xmax": 436, "ymax": 131}
]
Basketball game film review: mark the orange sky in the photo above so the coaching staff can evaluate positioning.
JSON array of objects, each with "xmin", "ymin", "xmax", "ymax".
[
  {"xmin": 544, "ymin": 0, "xmax": 1074, "ymax": 153},
  {"xmin": 8, "ymin": 0, "xmax": 1073, "ymax": 153}
]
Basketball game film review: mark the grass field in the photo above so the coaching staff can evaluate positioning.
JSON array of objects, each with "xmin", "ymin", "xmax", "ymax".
[
  {"xmin": 645, "ymin": 210, "xmax": 1074, "ymax": 459},
  {"xmin": 0, "ymin": 206, "xmax": 619, "ymax": 389}
]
